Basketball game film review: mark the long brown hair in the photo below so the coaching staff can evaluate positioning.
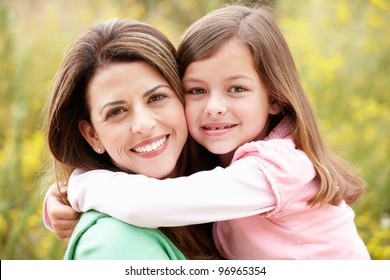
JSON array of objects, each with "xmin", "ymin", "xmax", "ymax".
[
  {"xmin": 177, "ymin": 4, "xmax": 366, "ymax": 206},
  {"xmin": 44, "ymin": 18, "xmax": 219, "ymax": 259}
]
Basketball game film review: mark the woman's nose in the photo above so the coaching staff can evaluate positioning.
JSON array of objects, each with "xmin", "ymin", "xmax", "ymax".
[{"xmin": 130, "ymin": 109, "xmax": 157, "ymax": 134}]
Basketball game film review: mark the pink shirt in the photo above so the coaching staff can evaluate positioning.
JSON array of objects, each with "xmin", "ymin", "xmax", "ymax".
[{"xmin": 213, "ymin": 121, "xmax": 370, "ymax": 259}]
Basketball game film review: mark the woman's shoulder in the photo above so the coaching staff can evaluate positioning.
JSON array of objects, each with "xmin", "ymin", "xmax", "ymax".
[{"xmin": 65, "ymin": 210, "xmax": 186, "ymax": 260}]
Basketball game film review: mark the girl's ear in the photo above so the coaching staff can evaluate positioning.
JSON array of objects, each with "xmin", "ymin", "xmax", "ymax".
[
  {"xmin": 79, "ymin": 120, "xmax": 105, "ymax": 154},
  {"xmin": 269, "ymin": 101, "xmax": 282, "ymax": 115}
]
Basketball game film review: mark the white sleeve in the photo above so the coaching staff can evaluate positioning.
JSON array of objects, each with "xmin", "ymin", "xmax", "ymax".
[
  {"xmin": 67, "ymin": 156, "xmax": 276, "ymax": 228},
  {"xmin": 42, "ymin": 185, "xmax": 54, "ymax": 231}
]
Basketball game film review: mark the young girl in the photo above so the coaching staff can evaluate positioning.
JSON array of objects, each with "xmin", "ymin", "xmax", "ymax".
[{"xmin": 46, "ymin": 4, "xmax": 369, "ymax": 259}]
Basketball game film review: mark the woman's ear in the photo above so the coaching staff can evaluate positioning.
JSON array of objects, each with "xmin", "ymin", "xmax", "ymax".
[{"xmin": 79, "ymin": 120, "xmax": 105, "ymax": 154}]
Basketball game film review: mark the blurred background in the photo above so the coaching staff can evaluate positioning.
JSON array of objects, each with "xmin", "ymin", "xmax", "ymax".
[{"xmin": 0, "ymin": 0, "xmax": 389, "ymax": 260}]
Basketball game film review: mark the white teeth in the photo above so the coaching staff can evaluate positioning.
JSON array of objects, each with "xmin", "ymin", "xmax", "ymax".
[
  {"xmin": 205, "ymin": 125, "xmax": 235, "ymax": 130},
  {"xmin": 133, "ymin": 136, "xmax": 167, "ymax": 153}
]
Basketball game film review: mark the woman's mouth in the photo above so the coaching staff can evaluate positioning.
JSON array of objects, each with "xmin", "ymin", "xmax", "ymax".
[{"xmin": 132, "ymin": 135, "xmax": 168, "ymax": 153}]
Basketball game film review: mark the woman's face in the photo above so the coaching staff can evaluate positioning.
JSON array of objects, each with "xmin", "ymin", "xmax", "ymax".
[{"xmin": 80, "ymin": 61, "xmax": 188, "ymax": 179}]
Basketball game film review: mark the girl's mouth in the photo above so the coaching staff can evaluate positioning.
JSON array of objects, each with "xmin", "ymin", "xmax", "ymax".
[{"xmin": 203, "ymin": 124, "xmax": 237, "ymax": 130}]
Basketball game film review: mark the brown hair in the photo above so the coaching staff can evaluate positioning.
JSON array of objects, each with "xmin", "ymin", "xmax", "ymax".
[
  {"xmin": 177, "ymin": 4, "xmax": 366, "ymax": 206},
  {"xmin": 44, "ymin": 18, "xmax": 219, "ymax": 259}
]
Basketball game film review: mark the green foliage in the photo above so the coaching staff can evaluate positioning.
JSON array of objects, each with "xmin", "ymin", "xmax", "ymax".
[
  {"xmin": 278, "ymin": 0, "xmax": 390, "ymax": 259},
  {"xmin": 0, "ymin": 0, "xmax": 389, "ymax": 259}
]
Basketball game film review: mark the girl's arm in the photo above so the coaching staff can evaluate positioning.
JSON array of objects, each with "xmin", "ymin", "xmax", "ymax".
[
  {"xmin": 68, "ymin": 155, "xmax": 276, "ymax": 228},
  {"xmin": 43, "ymin": 183, "xmax": 81, "ymax": 242}
]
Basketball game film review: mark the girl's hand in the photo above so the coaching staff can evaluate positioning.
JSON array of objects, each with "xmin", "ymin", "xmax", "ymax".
[{"xmin": 46, "ymin": 182, "xmax": 81, "ymax": 243}]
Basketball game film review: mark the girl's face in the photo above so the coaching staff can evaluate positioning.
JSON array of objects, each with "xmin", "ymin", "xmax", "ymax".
[
  {"xmin": 80, "ymin": 61, "xmax": 188, "ymax": 179},
  {"xmin": 183, "ymin": 39, "xmax": 280, "ymax": 164}
]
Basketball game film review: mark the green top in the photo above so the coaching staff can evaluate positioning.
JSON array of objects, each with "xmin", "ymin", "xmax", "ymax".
[{"xmin": 64, "ymin": 210, "xmax": 186, "ymax": 260}]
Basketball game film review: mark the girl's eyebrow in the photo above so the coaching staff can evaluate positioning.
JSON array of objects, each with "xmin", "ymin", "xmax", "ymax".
[
  {"xmin": 225, "ymin": 74, "xmax": 254, "ymax": 82},
  {"xmin": 182, "ymin": 77, "xmax": 202, "ymax": 84},
  {"xmin": 183, "ymin": 75, "xmax": 254, "ymax": 84}
]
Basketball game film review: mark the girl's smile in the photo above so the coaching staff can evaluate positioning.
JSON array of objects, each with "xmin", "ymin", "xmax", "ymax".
[
  {"xmin": 201, "ymin": 122, "xmax": 239, "ymax": 137},
  {"xmin": 183, "ymin": 38, "xmax": 281, "ymax": 165}
]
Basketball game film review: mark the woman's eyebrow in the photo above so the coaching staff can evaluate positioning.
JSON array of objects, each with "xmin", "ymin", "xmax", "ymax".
[
  {"xmin": 99, "ymin": 84, "xmax": 171, "ymax": 115},
  {"xmin": 143, "ymin": 84, "xmax": 171, "ymax": 98},
  {"xmin": 100, "ymin": 100, "xmax": 126, "ymax": 115}
]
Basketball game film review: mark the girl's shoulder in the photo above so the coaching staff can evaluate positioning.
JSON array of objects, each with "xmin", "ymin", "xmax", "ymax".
[
  {"xmin": 233, "ymin": 115, "xmax": 296, "ymax": 160},
  {"xmin": 233, "ymin": 116, "xmax": 311, "ymax": 171},
  {"xmin": 233, "ymin": 136, "xmax": 314, "ymax": 183},
  {"xmin": 264, "ymin": 115, "xmax": 294, "ymax": 141},
  {"xmin": 232, "ymin": 117, "xmax": 316, "ymax": 189}
]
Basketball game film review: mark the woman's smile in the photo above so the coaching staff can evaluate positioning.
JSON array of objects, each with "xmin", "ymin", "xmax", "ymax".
[
  {"xmin": 131, "ymin": 135, "xmax": 169, "ymax": 158},
  {"xmin": 82, "ymin": 61, "xmax": 188, "ymax": 178}
]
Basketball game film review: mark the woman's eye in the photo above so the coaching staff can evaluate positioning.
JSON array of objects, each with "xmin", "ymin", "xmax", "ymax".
[
  {"xmin": 148, "ymin": 94, "xmax": 167, "ymax": 103},
  {"xmin": 107, "ymin": 108, "xmax": 125, "ymax": 118},
  {"xmin": 186, "ymin": 88, "xmax": 206, "ymax": 95}
]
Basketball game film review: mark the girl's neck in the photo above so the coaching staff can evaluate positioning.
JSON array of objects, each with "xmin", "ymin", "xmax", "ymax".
[{"xmin": 218, "ymin": 150, "xmax": 236, "ymax": 168}]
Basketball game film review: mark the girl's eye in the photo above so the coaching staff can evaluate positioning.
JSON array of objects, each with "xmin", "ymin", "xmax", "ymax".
[
  {"xmin": 148, "ymin": 94, "xmax": 167, "ymax": 103},
  {"xmin": 229, "ymin": 86, "xmax": 246, "ymax": 93},
  {"xmin": 186, "ymin": 88, "xmax": 206, "ymax": 95}
]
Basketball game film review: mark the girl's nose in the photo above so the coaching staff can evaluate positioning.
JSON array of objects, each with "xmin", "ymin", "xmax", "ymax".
[{"xmin": 204, "ymin": 95, "xmax": 227, "ymax": 116}]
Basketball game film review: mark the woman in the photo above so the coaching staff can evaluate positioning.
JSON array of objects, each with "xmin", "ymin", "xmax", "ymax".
[{"xmin": 43, "ymin": 18, "xmax": 220, "ymax": 259}]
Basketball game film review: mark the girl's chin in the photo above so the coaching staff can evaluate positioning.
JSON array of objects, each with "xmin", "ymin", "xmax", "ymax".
[{"xmin": 204, "ymin": 145, "xmax": 235, "ymax": 156}]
